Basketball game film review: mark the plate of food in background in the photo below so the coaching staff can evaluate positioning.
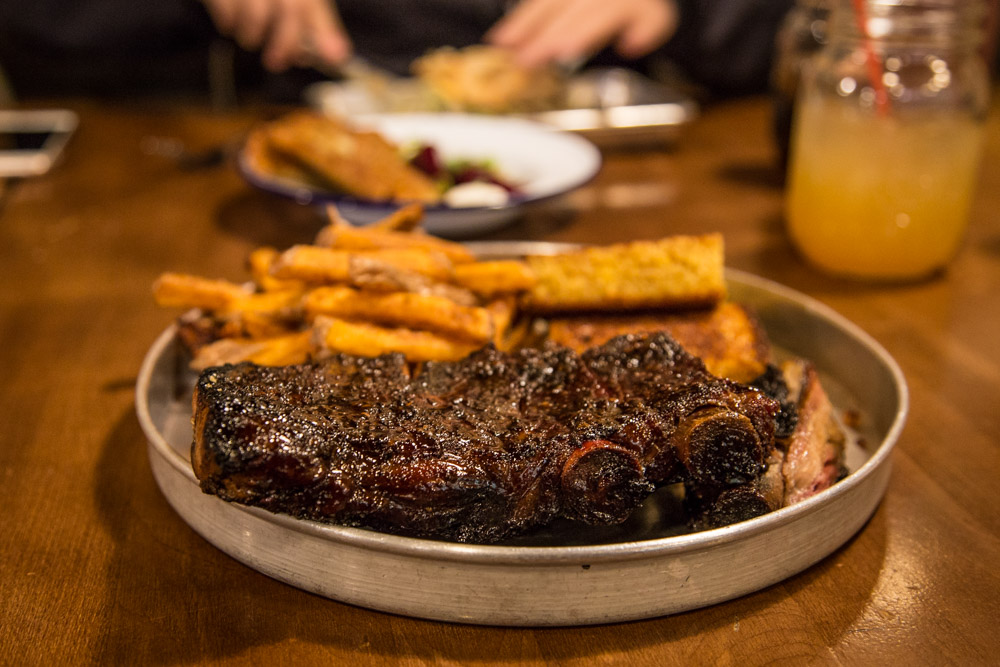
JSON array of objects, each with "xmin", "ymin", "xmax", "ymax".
[
  {"xmin": 237, "ymin": 109, "xmax": 602, "ymax": 237},
  {"xmin": 306, "ymin": 46, "xmax": 698, "ymax": 149}
]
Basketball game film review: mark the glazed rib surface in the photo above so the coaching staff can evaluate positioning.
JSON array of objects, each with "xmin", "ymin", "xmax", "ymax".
[{"xmin": 192, "ymin": 332, "xmax": 780, "ymax": 543}]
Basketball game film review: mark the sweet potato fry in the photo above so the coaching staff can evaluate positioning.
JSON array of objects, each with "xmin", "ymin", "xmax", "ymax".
[
  {"xmin": 271, "ymin": 245, "xmax": 455, "ymax": 284},
  {"xmin": 496, "ymin": 317, "xmax": 531, "ymax": 352},
  {"xmin": 485, "ymin": 296, "xmax": 517, "ymax": 348},
  {"xmin": 220, "ymin": 290, "xmax": 305, "ymax": 339},
  {"xmin": 153, "ymin": 273, "xmax": 252, "ymax": 311},
  {"xmin": 347, "ymin": 256, "xmax": 479, "ymax": 305},
  {"xmin": 325, "ymin": 203, "xmax": 352, "ymax": 228},
  {"xmin": 313, "ymin": 205, "xmax": 352, "ymax": 246},
  {"xmin": 248, "ymin": 247, "xmax": 306, "ymax": 292},
  {"xmin": 315, "ymin": 202, "xmax": 433, "ymax": 240},
  {"xmin": 231, "ymin": 311, "xmax": 299, "ymax": 340},
  {"xmin": 190, "ymin": 330, "xmax": 315, "ymax": 370},
  {"xmin": 313, "ymin": 316, "xmax": 478, "ymax": 362},
  {"xmin": 316, "ymin": 223, "xmax": 476, "ymax": 264},
  {"xmin": 452, "ymin": 260, "xmax": 537, "ymax": 297},
  {"xmin": 226, "ymin": 289, "xmax": 304, "ymax": 316},
  {"xmin": 269, "ymin": 245, "xmax": 352, "ymax": 283},
  {"xmin": 304, "ymin": 285, "xmax": 494, "ymax": 344},
  {"xmin": 371, "ymin": 202, "xmax": 426, "ymax": 232}
]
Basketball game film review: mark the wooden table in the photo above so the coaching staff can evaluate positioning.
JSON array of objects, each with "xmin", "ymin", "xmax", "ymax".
[{"xmin": 2, "ymin": 94, "xmax": 997, "ymax": 665}]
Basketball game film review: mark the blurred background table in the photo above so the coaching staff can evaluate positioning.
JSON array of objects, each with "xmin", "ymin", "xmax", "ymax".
[{"xmin": 1, "ymin": 94, "xmax": 998, "ymax": 665}]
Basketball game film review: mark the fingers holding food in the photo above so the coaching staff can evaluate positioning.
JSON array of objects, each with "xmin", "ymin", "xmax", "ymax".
[
  {"xmin": 201, "ymin": 0, "xmax": 352, "ymax": 73},
  {"xmin": 487, "ymin": 0, "xmax": 678, "ymax": 67}
]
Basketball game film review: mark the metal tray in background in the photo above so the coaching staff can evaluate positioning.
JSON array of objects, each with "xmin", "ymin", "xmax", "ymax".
[
  {"xmin": 136, "ymin": 244, "xmax": 908, "ymax": 627},
  {"xmin": 305, "ymin": 67, "xmax": 698, "ymax": 149}
]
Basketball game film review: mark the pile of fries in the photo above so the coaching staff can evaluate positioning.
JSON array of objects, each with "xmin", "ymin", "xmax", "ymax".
[{"xmin": 154, "ymin": 204, "xmax": 536, "ymax": 370}]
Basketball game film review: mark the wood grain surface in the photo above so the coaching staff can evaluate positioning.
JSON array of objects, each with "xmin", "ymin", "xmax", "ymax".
[{"xmin": 1, "ymin": 94, "xmax": 997, "ymax": 665}]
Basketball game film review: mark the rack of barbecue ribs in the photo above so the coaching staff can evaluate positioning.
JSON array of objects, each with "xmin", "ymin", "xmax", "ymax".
[{"xmin": 191, "ymin": 332, "xmax": 845, "ymax": 544}]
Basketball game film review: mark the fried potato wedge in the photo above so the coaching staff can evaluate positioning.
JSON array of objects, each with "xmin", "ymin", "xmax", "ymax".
[
  {"xmin": 347, "ymin": 256, "xmax": 479, "ymax": 305},
  {"xmin": 315, "ymin": 222, "xmax": 476, "ymax": 264},
  {"xmin": 225, "ymin": 289, "xmax": 304, "ymax": 316},
  {"xmin": 153, "ymin": 273, "xmax": 253, "ymax": 311},
  {"xmin": 313, "ymin": 316, "xmax": 478, "ymax": 362},
  {"xmin": 190, "ymin": 330, "xmax": 315, "ymax": 370},
  {"xmin": 452, "ymin": 260, "xmax": 537, "ymax": 298},
  {"xmin": 485, "ymin": 296, "xmax": 517, "ymax": 349},
  {"xmin": 305, "ymin": 285, "xmax": 494, "ymax": 344},
  {"xmin": 248, "ymin": 246, "xmax": 307, "ymax": 293},
  {"xmin": 371, "ymin": 202, "xmax": 427, "ymax": 232},
  {"xmin": 271, "ymin": 245, "xmax": 454, "ymax": 284},
  {"xmin": 217, "ymin": 289, "xmax": 305, "ymax": 339}
]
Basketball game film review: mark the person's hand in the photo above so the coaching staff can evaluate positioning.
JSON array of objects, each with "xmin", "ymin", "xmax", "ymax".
[
  {"xmin": 201, "ymin": 0, "xmax": 351, "ymax": 72},
  {"xmin": 486, "ymin": 0, "xmax": 678, "ymax": 68}
]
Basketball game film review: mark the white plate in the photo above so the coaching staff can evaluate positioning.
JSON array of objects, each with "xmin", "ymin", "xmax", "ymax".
[
  {"xmin": 136, "ymin": 248, "xmax": 908, "ymax": 626},
  {"xmin": 237, "ymin": 113, "xmax": 602, "ymax": 237}
]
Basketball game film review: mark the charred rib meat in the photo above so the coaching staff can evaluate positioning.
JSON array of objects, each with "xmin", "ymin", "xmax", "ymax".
[
  {"xmin": 192, "ymin": 332, "xmax": 781, "ymax": 543},
  {"xmin": 686, "ymin": 359, "xmax": 849, "ymax": 529}
]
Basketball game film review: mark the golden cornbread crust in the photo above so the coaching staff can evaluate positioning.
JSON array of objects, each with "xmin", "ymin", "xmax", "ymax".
[
  {"xmin": 545, "ymin": 302, "xmax": 771, "ymax": 383},
  {"xmin": 522, "ymin": 234, "xmax": 726, "ymax": 314}
]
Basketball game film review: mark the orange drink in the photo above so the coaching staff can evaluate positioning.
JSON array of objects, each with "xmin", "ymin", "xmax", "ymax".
[{"xmin": 786, "ymin": 96, "xmax": 985, "ymax": 280}]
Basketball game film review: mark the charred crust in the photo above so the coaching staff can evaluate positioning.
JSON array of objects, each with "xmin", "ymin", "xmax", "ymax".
[{"xmin": 191, "ymin": 331, "xmax": 787, "ymax": 543}]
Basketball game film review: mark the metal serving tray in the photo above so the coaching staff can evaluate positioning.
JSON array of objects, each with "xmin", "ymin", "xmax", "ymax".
[
  {"xmin": 136, "ymin": 245, "xmax": 907, "ymax": 626},
  {"xmin": 305, "ymin": 67, "xmax": 698, "ymax": 149}
]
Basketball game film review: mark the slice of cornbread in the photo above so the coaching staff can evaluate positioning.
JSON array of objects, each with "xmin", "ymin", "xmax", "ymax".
[
  {"xmin": 522, "ymin": 234, "xmax": 725, "ymax": 314},
  {"xmin": 545, "ymin": 302, "xmax": 770, "ymax": 383}
]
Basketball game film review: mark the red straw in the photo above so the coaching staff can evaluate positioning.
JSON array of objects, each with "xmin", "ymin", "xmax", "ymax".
[{"xmin": 851, "ymin": 0, "xmax": 891, "ymax": 116}]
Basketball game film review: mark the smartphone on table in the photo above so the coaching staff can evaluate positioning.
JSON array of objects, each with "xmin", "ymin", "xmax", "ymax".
[{"xmin": 0, "ymin": 109, "xmax": 78, "ymax": 177}]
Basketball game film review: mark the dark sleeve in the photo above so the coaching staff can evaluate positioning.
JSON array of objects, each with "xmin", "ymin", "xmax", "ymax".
[
  {"xmin": 0, "ymin": 0, "xmax": 220, "ymax": 98},
  {"xmin": 659, "ymin": 0, "xmax": 796, "ymax": 98}
]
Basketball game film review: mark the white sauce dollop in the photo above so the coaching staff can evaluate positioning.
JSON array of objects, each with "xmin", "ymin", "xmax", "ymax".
[{"xmin": 443, "ymin": 181, "xmax": 511, "ymax": 208}]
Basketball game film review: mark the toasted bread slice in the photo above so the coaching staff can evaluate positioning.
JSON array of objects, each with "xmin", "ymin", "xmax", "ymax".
[{"xmin": 522, "ymin": 234, "xmax": 725, "ymax": 315}]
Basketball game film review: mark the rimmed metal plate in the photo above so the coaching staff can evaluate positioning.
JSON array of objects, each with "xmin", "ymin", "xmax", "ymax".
[{"xmin": 136, "ymin": 244, "xmax": 907, "ymax": 626}]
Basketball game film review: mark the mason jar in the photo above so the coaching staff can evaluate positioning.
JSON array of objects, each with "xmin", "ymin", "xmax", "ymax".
[{"xmin": 784, "ymin": 0, "xmax": 991, "ymax": 281}]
